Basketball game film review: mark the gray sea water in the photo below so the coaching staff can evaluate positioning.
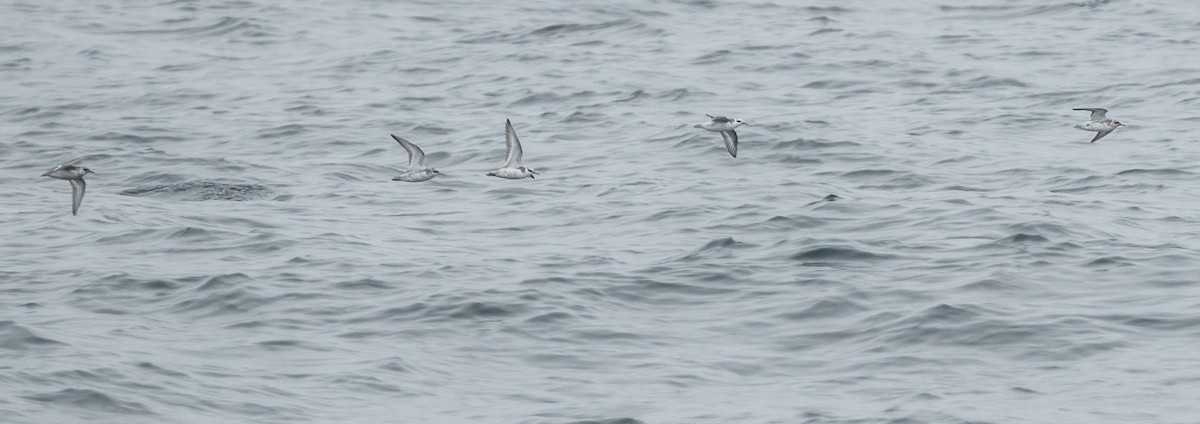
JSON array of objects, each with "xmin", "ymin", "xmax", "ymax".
[{"xmin": 3, "ymin": 0, "xmax": 1200, "ymax": 422}]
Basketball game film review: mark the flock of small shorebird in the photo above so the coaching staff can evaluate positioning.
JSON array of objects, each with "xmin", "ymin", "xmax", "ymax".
[{"xmin": 40, "ymin": 108, "xmax": 1124, "ymax": 216}]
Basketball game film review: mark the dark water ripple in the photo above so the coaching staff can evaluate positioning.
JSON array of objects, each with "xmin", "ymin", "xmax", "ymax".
[{"xmin": 3, "ymin": 0, "xmax": 1200, "ymax": 423}]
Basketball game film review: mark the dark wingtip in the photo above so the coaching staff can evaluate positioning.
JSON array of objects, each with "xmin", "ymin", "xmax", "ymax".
[{"xmin": 389, "ymin": 134, "xmax": 403, "ymax": 143}]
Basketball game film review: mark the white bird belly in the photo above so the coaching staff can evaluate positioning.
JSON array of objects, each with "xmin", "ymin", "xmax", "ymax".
[
  {"xmin": 490, "ymin": 167, "xmax": 531, "ymax": 179},
  {"xmin": 393, "ymin": 170, "xmax": 436, "ymax": 182},
  {"xmin": 697, "ymin": 122, "xmax": 734, "ymax": 132}
]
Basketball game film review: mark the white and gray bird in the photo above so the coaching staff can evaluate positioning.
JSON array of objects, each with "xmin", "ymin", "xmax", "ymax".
[
  {"xmin": 42, "ymin": 164, "xmax": 94, "ymax": 215},
  {"xmin": 486, "ymin": 119, "xmax": 539, "ymax": 179},
  {"xmin": 694, "ymin": 114, "xmax": 748, "ymax": 157},
  {"xmin": 389, "ymin": 134, "xmax": 442, "ymax": 182},
  {"xmin": 1073, "ymin": 108, "xmax": 1125, "ymax": 143}
]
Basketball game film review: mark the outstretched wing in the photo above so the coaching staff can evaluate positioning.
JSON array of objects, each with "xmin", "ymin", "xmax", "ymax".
[
  {"xmin": 708, "ymin": 115, "xmax": 732, "ymax": 123},
  {"xmin": 390, "ymin": 134, "xmax": 426, "ymax": 169},
  {"xmin": 69, "ymin": 178, "xmax": 86, "ymax": 215},
  {"xmin": 720, "ymin": 130, "xmax": 739, "ymax": 157},
  {"xmin": 1074, "ymin": 108, "xmax": 1108, "ymax": 121},
  {"xmin": 504, "ymin": 119, "xmax": 524, "ymax": 167},
  {"xmin": 1090, "ymin": 129, "xmax": 1113, "ymax": 143}
]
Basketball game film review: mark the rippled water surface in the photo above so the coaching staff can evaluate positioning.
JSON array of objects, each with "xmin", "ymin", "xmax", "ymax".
[{"xmin": 4, "ymin": 0, "xmax": 1200, "ymax": 422}]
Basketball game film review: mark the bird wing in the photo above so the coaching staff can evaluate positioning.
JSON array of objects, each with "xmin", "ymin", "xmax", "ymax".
[
  {"xmin": 721, "ymin": 130, "xmax": 739, "ymax": 157},
  {"xmin": 504, "ymin": 119, "xmax": 524, "ymax": 167},
  {"xmin": 1074, "ymin": 108, "xmax": 1108, "ymax": 121},
  {"xmin": 709, "ymin": 115, "xmax": 732, "ymax": 123},
  {"xmin": 390, "ymin": 134, "xmax": 426, "ymax": 169},
  {"xmin": 41, "ymin": 165, "xmax": 63, "ymax": 177},
  {"xmin": 1090, "ymin": 129, "xmax": 1113, "ymax": 143},
  {"xmin": 69, "ymin": 178, "xmax": 86, "ymax": 215}
]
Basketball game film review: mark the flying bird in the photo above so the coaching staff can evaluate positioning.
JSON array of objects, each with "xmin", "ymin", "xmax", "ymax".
[
  {"xmin": 389, "ymin": 134, "xmax": 442, "ymax": 182},
  {"xmin": 1073, "ymin": 108, "xmax": 1125, "ymax": 143},
  {"xmin": 42, "ymin": 164, "xmax": 95, "ymax": 215},
  {"xmin": 694, "ymin": 114, "xmax": 749, "ymax": 157},
  {"xmin": 486, "ymin": 119, "xmax": 539, "ymax": 179}
]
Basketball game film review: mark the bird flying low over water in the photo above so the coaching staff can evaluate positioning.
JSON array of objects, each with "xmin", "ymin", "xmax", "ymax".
[
  {"xmin": 694, "ymin": 114, "xmax": 748, "ymax": 157},
  {"xmin": 1073, "ymin": 108, "xmax": 1125, "ymax": 143},
  {"xmin": 389, "ymin": 134, "xmax": 442, "ymax": 182},
  {"xmin": 42, "ymin": 164, "xmax": 94, "ymax": 215},
  {"xmin": 487, "ymin": 119, "xmax": 539, "ymax": 179}
]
